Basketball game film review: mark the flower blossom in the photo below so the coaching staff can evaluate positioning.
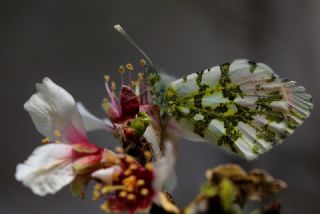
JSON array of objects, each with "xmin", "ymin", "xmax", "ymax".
[
  {"xmin": 15, "ymin": 61, "xmax": 177, "ymax": 213},
  {"xmin": 91, "ymin": 142, "xmax": 175, "ymax": 214},
  {"xmin": 98, "ymin": 61, "xmax": 165, "ymax": 162},
  {"xmin": 15, "ymin": 78, "xmax": 111, "ymax": 196}
]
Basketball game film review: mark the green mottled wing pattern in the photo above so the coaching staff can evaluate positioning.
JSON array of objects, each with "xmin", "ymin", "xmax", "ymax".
[{"xmin": 163, "ymin": 59, "xmax": 313, "ymax": 160}]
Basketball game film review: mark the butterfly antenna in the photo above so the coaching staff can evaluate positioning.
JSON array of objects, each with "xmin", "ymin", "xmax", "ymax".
[{"xmin": 114, "ymin": 24, "xmax": 153, "ymax": 66}]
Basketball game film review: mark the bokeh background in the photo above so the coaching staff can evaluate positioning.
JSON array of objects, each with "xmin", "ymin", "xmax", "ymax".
[{"xmin": 1, "ymin": 0, "xmax": 319, "ymax": 213}]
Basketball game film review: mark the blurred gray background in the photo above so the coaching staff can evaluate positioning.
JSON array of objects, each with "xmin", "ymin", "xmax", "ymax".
[{"xmin": 1, "ymin": 0, "xmax": 319, "ymax": 213}]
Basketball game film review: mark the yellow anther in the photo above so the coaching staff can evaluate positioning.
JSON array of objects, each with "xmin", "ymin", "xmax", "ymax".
[
  {"xmin": 127, "ymin": 193, "xmax": 136, "ymax": 201},
  {"xmin": 104, "ymin": 75, "xmax": 110, "ymax": 82},
  {"xmin": 119, "ymin": 191, "xmax": 127, "ymax": 198},
  {"xmin": 122, "ymin": 175, "xmax": 137, "ymax": 187},
  {"xmin": 101, "ymin": 185, "xmax": 124, "ymax": 194},
  {"xmin": 126, "ymin": 63, "xmax": 134, "ymax": 71},
  {"xmin": 131, "ymin": 81, "xmax": 136, "ymax": 86},
  {"xmin": 100, "ymin": 202, "xmax": 110, "ymax": 213},
  {"xmin": 55, "ymin": 140, "xmax": 62, "ymax": 144},
  {"xmin": 41, "ymin": 138, "xmax": 49, "ymax": 144},
  {"xmin": 144, "ymin": 151, "xmax": 152, "ymax": 160},
  {"xmin": 112, "ymin": 171, "xmax": 120, "ymax": 181},
  {"xmin": 125, "ymin": 156, "xmax": 135, "ymax": 163},
  {"xmin": 129, "ymin": 164, "xmax": 138, "ymax": 170},
  {"xmin": 124, "ymin": 169, "xmax": 132, "ymax": 176},
  {"xmin": 92, "ymin": 191, "xmax": 101, "ymax": 201},
  {"xmin": 111, "ymin": 81, "xmax": 116, "ymax": 90},
  {"xmin": 115, "ymin": 147, "xmax": 123, "ymax": 153},
  {"xmin": 94, "ymin": 183, "xmax": 102, "ymax": 190},
  {"xmin": 140, "ymin": 59, "xmax": 146, "ymax": 67},
  {"xmin": 118, "ymin": 65, "xmax": 125, "ymax": 74},
  {"xmin": 145, "ymin": 163, "xmax": 153, "ymax": 171},
  {"xmin": 140, "ymin": 188, "xmax": 149, "ymax": 196},
  {"xmin": 54, "ymin": 130, "xmax": 61, "ymax": 137},
  {"xmin": 137, "ymin": 179, "xmax": 145, "ymax": 186},
  {"xmin": 138, "ymin": 72, "xmax": 144, "ymax": 81},
  {"xmin": 127, "ymin": 186, "xmax": 134, "ymax": 192}
]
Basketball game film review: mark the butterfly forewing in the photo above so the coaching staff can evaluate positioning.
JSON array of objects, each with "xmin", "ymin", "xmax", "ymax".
[{"xmin": 163, "ymin": 59, "xmax": 313, "ymax": 160}]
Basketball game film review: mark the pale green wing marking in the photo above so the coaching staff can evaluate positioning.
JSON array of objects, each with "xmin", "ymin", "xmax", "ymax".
[{"xmin": 164, "ymin": 59, "xmax": 313, "ymax": 160}]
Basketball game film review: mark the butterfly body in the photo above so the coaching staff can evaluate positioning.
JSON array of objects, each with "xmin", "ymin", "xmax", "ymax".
[{"xmin": 147, "ymin": 59, "xmax": 313, "ymax": 160}]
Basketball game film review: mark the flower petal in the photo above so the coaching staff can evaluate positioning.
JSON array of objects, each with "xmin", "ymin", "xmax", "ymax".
[
  {"xmin": 143, "ymin": 125, "xmax": 162, "ymax": 161},
  {"xmin": 77, "ymin": 103, "xmax": 113, "ymax": 132},
  {"xmin": 24, "ymin": 77, "xmax": 87, "ymax": 144},
  {"xmin": 15, "ymin": 144, "xmax": 75, "ymax": 196},
  {"xmin": 153, "ymin": 142, "xmax": 176, "ymax": 192},
  {"xmin": 120, "ymin": 86, "xmax": 140, "ymax": 117},
  {"xmin": 91, "ymin": 166, "xmax": 121, "ymax": 184}
]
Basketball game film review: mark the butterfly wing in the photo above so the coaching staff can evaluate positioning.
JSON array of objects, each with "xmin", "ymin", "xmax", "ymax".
[{"xmin": 164, "ymin": 59, "xmax": 313, "ymax": 160}]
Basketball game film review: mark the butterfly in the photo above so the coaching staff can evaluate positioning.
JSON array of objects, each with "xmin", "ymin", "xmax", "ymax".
[{"xmin": 114, "ymin": 25, "xmax": 313, "ymax": 160}]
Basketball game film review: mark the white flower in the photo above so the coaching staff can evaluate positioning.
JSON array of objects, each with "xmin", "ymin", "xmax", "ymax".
[{"xmin": 15, "ymin": 78, "xmax": 110, "ymax": 196}]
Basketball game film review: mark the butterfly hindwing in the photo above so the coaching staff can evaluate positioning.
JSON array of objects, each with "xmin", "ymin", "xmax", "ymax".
[{"xmin": 163, "ymin": 59, "xmax": 313, "ymax": 160}]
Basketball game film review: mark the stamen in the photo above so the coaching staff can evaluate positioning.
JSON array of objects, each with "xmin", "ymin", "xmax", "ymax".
[
  {"xmin": 127, "ymin": 193, "xmax": 136, "ymax": 201},
  {"xmin": 129, "ymin": 163, "xmax": 138, "ymax": 170},
  {"xmin": 140, "ymin": 188, "xmax": 149, "ymax": 196},
  {"xmin": 115, "ymin": 147, "xmax": 123, "ymax": 153},
  {"xmin": 122, "ymin": 175, "xmax": 137, "ymax": 190},
  {"xmin": 138, "ymin": 73, "xmax": 144, "ymax": 81},
  {"xmin": 140, "ymin": 59, "xmax": 146, "ymax": 67},
  {"xmin": 134, "ymin": 81, "xmax": 140, "ymax": 95},
  {"xmin": 54, "ymin": 130, "xmax": 61, "ymax": 137},
  {"xmin": 119, "ymin": 191, "xmax": 127, "ymax": 198},
  {"xmin": 137, "ymin": 179, "xmax": 145, "ymax": 186},
  {"xmin": 127, "ymin": 186, "xmax": 134, "ymax": 192},
  {"xmin": 140, "ymin": 64, "xmax": 149, "ymax": 105},
  {"xmin": 101, "ymin": 98, "xmax": 110, "ymax": 113},
  {"xmin": 94, "ymin": 183, "xmax": 102, "ymax": 190},
  {"xmin": 144, "ymin": 151, "xmax": 152, "ymax": 160},
  {"xmin": 126, "ymin": 63, "xmax": 134, "ymax": 71},
  {"xmin": 101, "ymin": 185, "xmax": 124, "ymax": 194},
  {"xmin": 111, "ymin": 81, "xmax": 117, "ymax": 91},
  {"xmin": 124, "ymin": 169, "xmax": 132, "ymax": 176},
  {"xmin": 125, "ymin": 156, "xmax": 135, "ymax": 163},
  {"xmin": 92, "ymin": 190, "xmax": 101, "ymax": 201},
  {"xmin": 145, "ymin": 163, "xmax": 153, "ymax": 171},
  {"xmin": 104, "ymin": 75, "xmax": 110, "ymax": 82},
  {"xmin": 119, "ymin": 65, "xmax": 125, "ymax": 73},
  {"xmin": 118, "ymin": 65, "xmax": 125, "ymax": 85},
  {"xmin": 131, "ymin": 81, "xmax": 136, "ymax": 86},
  {"xmin": 100, "ymin": 202, "xmax": 110, "ymax": 213},
  {"xmin": 41, "ymin": 138, "xmax": 50, "ymax": 144},
  {"xmin": 126, "ymin": 63, "xmax": 133, "ymax": 86}
]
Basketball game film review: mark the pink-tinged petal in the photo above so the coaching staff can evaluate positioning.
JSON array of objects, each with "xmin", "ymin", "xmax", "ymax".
[
  {"xmin": 139, "ymin": 104, "xmax": 150, "ymax": 113},
  {"xmin": 64, "ymin": 125, "xmax": 90, "ymax": 145},
  {"xmin": 72, "ymin": 143, "xmax": 100, "ymax": 155},
  {"xmin": 91, "ymin": 166, "xmax": 121, "ymax": 184},
  {"xmin": 104, "ymin": 103, "xmax": 121, "ymax": 122},
  {"xmin": 77, "ymin": 103, "xmax": 113, "ymax": 132},
  {"xmin": 73, "ymin": 154, "xmax": 102, "ymax": 175},
  {"xmin": 15, "ymin": 144, "xmax": 75, "ymax": 196},
  {"xmin": 24, "ymin": 77, "xmax": 88, "ymax": 144},
  {"xmin": 120, "ymin": 86, "xmax": 140, "ymax": 117}
]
